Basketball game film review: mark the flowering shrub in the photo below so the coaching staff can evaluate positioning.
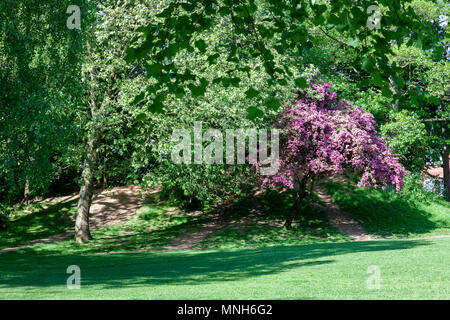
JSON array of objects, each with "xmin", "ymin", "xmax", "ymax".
[{"xmin": 261, "ymin": 79, "xmax": 408, "ymax": 227}]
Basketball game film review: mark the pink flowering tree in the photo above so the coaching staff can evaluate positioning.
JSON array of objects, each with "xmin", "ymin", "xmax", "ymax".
[{"xmin": 261, "ymin": 79, "xmax": 408, "ymax": 228}]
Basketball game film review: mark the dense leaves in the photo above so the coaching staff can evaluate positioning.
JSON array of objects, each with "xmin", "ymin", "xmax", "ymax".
[{"xmin": 126, "ymin": 0, "xmax": 448, "ymax": 118}]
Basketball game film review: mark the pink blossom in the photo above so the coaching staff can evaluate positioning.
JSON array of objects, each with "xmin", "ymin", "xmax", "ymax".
[{"xmin": 260, "ymin": 79, "xmax": 408, "ymax": 191}]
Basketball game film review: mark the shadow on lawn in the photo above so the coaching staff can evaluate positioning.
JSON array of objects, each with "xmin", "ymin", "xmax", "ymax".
[
  {"xmin": 325, "ymin": 182, "xmax": 449, "ymax": 237},
  {"xmin": 194, "ymin": 189, "xmax": 347, "ymax": 248},
  {"xmin": 0, "ymin": 239, "xmax": 432, "ymax": 288},
  {"xmin": 0, "ymin": 200, "xmax": 77, "ymax": 250}
]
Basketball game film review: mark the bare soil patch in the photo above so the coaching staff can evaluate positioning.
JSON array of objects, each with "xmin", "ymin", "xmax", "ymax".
[{"xmin": 0, "ymin": 185, "xmax": 146, "ymax": 254}]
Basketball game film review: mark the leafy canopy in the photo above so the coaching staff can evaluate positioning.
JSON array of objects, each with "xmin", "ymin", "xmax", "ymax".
[{"xmin": 125, "ymin": 0, "xmax": 447, "ymax": 117}]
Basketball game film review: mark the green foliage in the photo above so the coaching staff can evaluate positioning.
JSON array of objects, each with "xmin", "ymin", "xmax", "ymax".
[
  {"xmin": 400, "ymin": 172, "xmax": 440, "ymax": 202},
  {"xmin": 131, "ymin": 85, "xmax": 268, "ymax": 208},
  {"xmin": 0, "ymin": 0, "xmax": 87, "ymax": 203},
  {"xmin": 124, "ymin": 9, "xmax": 298, "ymax": 208},
  {"xmin": 380, "ymin": 110, "xmax": 428, "ymax": 172},
  {"xmin": 126, "ymin": 0, "xmax": 446, "ymax": 118}
]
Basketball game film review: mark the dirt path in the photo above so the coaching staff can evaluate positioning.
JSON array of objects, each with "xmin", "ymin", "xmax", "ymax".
[
  {"xmin": 312, "ymin": 183, "xmax": 378, "ymax": 241},
  {"xmin": 161, "ymin": 219, "xmax": 225, "ymax": 251},
  {"xmin": 0, "ymin": 185, "xmax": 146, "ymax": 254},
  {"xmin": 160, "ymin": 203, "xmax": 238, "ymax": 251}
]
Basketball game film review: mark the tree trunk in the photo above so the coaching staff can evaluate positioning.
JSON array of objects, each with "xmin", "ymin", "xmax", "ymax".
[
  {"xmin": 442, "ymin": 145, "xmax": 449, "ymax": 202},
  {"xmin": 285, "ymin": 194, "xmax": 303, "ymax": 229},
  {"xmin": 74, "ymin": 136, "xmax": 96, "ymax": 243},
  {"xmin": 21, "ymin": 179, "xmax": 30, "ymax": 206},
  {"xmin": 103, "ymin": 157, "xmax": 107, "ymax": 188},
  {"xmin": 285, "ymin": 176, "xmax": 309, "ymax": 229}
]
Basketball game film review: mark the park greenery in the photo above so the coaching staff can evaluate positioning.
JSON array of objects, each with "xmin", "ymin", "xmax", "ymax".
[{"xmin": 0, "ymin": 0, "xmax": 449, "ymax": 300}]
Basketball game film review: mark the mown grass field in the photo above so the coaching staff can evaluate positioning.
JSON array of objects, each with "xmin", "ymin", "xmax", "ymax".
[
  {"xmin": 0, "ymin": 238, "xmax": 449, "ymax": 299},
  {"xmin": 0, "ymin": 185, "xmax": 449, "ymax": 299}
]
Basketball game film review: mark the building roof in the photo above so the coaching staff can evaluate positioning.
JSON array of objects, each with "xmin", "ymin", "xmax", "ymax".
[{"xmin": 423, "ymin": 155, "xmax": 450, "ymax": 179}]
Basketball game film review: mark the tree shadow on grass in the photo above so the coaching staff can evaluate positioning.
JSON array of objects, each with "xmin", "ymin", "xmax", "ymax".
[
  {"xmin": 196, "ymin": 189, "xmax": 348, "ymax": 249},
  {"xmin": 0, "ymin": 200, "xmax": 77, "ymax": 250},
  {"xmin": 0, "ymin": 239, "xmax": 432, "ymax": 289},
  {"xmin": 325, "ymin": 182, "xmax": 449, "ymax": 237}
]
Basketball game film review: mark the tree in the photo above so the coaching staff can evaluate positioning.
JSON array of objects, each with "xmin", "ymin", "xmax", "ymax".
[
  {"xmin": 260, "ymin": 79, "xmax": 408, "ymax": 228},
  {"xmin": 125, "ymin": 0, "xmax": 446, "ymax": 118},
  {"xmin": 130, "ymin": 5, "xmax": 296, "ymax": 209},
  {"xmin": 0, "ymin": 0, "xmax": 85, "ymax": 206},
  {"xmin": 73, "ymin": 0, "xmax": 160, "ymax": 242},
  {"xmin": 380, "ymin": 110, "xmax": 428, "ymax": 172}
]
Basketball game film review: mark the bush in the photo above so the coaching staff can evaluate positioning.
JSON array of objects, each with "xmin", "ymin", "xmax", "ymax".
[
  {"xmin": 0, "ymin": 204, "xmax": 12, "ymax": 230},
  {"xmin": 400, "ymin": 172, "xmax": 442, "ymax": 202}
]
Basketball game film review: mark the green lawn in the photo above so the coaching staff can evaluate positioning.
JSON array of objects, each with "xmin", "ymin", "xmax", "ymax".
[
  {"xmin": 0, "ymin": 201, "xmax": 77, "ymax": 251},
  {"xmin": 1, "ymin": 184, "xmax": 449, "ymax": 299},
  {"xmin": 0, "ymin": 238, "xmax": 449, "ymax": 299},
  {"xmin": 325, "ymin": 182, "xmax": 450, "ymax": 238}
]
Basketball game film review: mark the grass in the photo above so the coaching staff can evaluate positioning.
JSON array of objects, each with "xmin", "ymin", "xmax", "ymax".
[
  {"xmin": 0, "ymin": 184, "xmax": 450, "ymax": 299},
  {"xmin": 0, "ymin": 183, "xmax": 449, "ymax": 299},
  {"xmin": 0, "ymin": 237, "xmax": 448, "ymax": 299},
  {"xmin": 325, "ymin": 182, "xmax": 450, "ymax": 238},
  {"xmin": 6, "ymin": 196, "xmax": 209, "ymax": 255},
  {"xmin": 1, "ymin": 183, "xmax": 449, "ymax": 255},
  {"xmin": 196, "ymin": 190, "xmax": 350, "ymax": 248},
  {"xmin": 0, "ymin": 201, "xmax": 77, "ymax": 251},
  {"xmin": 0, "ymin": 189, "xmax": 348, "ymax": 255}
]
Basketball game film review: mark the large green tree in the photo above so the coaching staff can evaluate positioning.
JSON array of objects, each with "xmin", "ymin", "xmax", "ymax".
[
  {"xmin": 125, "ymin": 0, "xmax": 447, "ymax": 114},
  {"xmin": 0, "ymin": 1, "xmax": 85, "ymax": 207},
  {"xmin": 72, "ymin": 0, "xmax": 162, "ymax": 242}
]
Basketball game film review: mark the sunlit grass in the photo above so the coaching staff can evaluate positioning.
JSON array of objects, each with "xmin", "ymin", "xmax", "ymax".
[{"xmin": 0, "ymin": 238, "xmax": 448, "ymax": 299}]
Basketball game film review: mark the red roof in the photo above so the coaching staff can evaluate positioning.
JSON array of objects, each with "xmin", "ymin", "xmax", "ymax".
[{"xmin": 423, "ymin": 155, "xmax": 450, "ymax": 179}]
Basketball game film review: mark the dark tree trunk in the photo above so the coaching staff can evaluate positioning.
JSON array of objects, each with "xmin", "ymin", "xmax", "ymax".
[
  {"xmin": 0, "ymin": 216, "xmax": 6, "ymax": 230},
  {"xmin": 74, "ymin": 136, "xmax": 96, "ymax": 243},
  {"xmin": 285, "ymin": 194, "xmax": 303, "ymax": 229},
  {"xmin": 442, "ymin": 145, "xmax": 449, "ymax": 202},
  {"xmin": 284, "ymin": 176, "xmax": 309, "ymax": 229}
]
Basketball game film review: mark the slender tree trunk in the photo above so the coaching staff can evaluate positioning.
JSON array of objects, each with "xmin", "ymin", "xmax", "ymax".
[
  {"xmin": 285, "ymin": 176, "xmax": 309, "ymax": 229},
  {"xmin": 75, "ymin": 135, "xmax": 96, "ymax": 243},
  {"xmin": 388, "ymin": 76, "xmax": 399, "ymax": 111},
  {"xmin": 103, "ymin": 157, "xmax": 107, "ymax": 188},
  {"xmin": 284, "ymin": 194, "xmax": 302, "ymax": 229},
  {"xmin": 21, "ymin": 179, "xmax": 30, "ymax": 206},
  {"xmin": 442, "ymin": 145, "xmax": 449, "ymax": 202}
]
